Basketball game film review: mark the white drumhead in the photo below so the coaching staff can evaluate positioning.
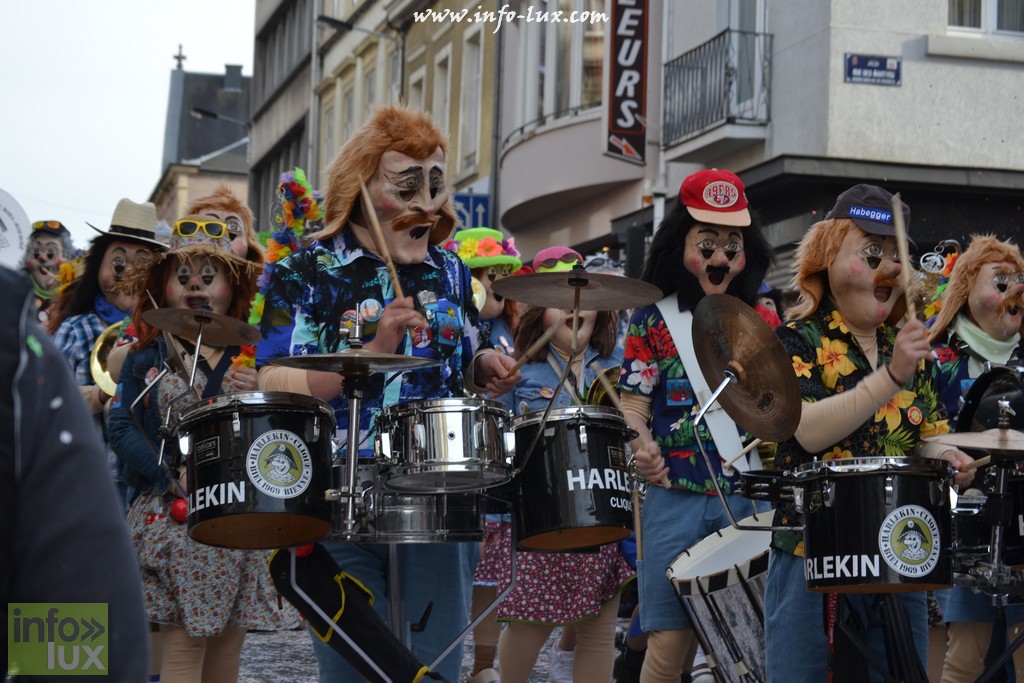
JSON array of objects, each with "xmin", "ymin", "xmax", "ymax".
[{"xmin": 667, "ymin": 512, "xmax": 772, "ymax": 586}]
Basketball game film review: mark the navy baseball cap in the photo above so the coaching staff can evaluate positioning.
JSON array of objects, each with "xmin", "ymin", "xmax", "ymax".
[{"xmin": 825, "ymin": 184, "xmax": 913, "ymax": 246}]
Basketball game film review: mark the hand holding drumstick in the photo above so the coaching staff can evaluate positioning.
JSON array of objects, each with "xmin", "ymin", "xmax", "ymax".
[{"xmin": 590, "ymin": 362, "xmax": 671, "ymax": 490}]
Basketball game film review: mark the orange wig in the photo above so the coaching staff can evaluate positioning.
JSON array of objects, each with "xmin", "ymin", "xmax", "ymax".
[
  {"xmin": 316, "ymin": 106, "xmax": 456, "ymax": 244},
  {"xmin": 186, "ymin": 185, "xmax": 264, "ymax": 264}
]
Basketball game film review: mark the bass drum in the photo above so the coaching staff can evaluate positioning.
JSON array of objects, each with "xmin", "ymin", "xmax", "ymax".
[{"xmin": 179, "ymin": 391, "xmax": 336, "ymax": 549}]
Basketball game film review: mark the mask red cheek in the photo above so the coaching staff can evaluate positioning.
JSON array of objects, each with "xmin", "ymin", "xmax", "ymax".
[
  {"xmin": 734, "ymin": 253, "xmax": 747, "ymax": 271},
  {"xmin": 685, "ymin": 256, "xmax": 705, "ymax": 275}
]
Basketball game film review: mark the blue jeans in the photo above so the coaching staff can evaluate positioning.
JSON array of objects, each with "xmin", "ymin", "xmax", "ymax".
[
  {"xmin": 764, "ymin": 550, "xmax": 928, "ymax": 682},
  {"xmin": 309, "ymin": 540, "xmax": 479, "ymax": 683},
  {"xmin": 637, "ymin": 486, "xmax": 766, "ymax": 632}
]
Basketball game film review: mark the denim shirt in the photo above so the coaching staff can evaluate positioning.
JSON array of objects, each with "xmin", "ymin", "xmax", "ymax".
[{"xmin": 510, "ymin": 345, "xmax": 619, "ymax": 417}]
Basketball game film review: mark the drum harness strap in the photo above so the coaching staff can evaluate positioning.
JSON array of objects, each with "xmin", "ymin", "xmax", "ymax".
[
  {"xmin": 546, "ymin": 353, "xmax": 584, "ymax": 406},
  {"xmin": 654, "ymin": 297, "xmax": 760, "ymax": 473}
]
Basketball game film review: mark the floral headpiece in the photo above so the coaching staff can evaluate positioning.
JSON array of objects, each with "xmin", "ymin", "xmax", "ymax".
[
  {"xmin": 443, "ymin": 227, "xmax": 521, "ymax": 272},
  {"xmin": 232, "ymin": 168, "xmax": 323, "ymax": 370}
]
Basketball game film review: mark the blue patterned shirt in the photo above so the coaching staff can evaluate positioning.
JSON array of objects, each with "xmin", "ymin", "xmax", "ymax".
[
  {"xmin": 52, "ymin": 311, "xmax": 108, "ymax": 386},
  {"xmin": 254, "ymin": 229, "xmax": 484, "ymax": 453}
]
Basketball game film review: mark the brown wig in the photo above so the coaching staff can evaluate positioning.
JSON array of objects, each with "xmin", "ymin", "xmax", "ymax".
[
  {"xmin": 186, "ymin": 185, "xmax": 264, "ymax": 264},
  {"xmin": 316, "ymin": 106, "xmax": 457, "ymax": 244},
  {"xmin": 927, "ymin": 234, "xmax": 1024, "ymax": 344},
  {"xmin": 512, "ymin": 305, "xmax": 618, "ymax": 363},
  {"xmin": 788, "ymin": 218, "xmax": 908, "ymax": 325}
]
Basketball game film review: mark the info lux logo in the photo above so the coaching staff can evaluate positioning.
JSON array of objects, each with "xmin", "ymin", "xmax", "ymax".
[{"xmin": 7, "ymin": 603, "xmax": 108, "ymax": 675}]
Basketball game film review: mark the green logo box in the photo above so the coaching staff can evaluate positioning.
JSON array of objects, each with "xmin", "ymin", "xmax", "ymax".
[{"xmin": 7, "ymin": 603, "xmax": 108, "ymax": 676}]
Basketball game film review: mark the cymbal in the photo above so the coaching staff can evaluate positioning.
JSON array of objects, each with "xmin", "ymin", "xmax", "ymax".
[
  {"xmin": 268, "ymin": 350, "xmax": 439, "ymax": 376},
  {"xmin": 691, "ymin": 294, "xmax": 801, "ymax": 442},
  {"xmin": 491, "ymin": 269, "xmax": 662, "ymax": 311},
  {"xmin": 924, "ymin": 428, "xmax": 1024, "ymax": 455},
  {"xmin": 142, "ymin": 308, "xmax": 262, "ymax": 346}
]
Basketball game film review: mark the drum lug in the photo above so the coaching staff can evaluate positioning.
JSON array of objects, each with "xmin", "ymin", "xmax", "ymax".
[
  {"xmin": 312, "ymin": 420, "xmax": 320, "ymax": 443},
  {"xmin": 232, "ymin": 411, "xmax": 241, "ymax": 438},
  {"xmin": 574, "ymin": 422, "xmax": 589, "ymax": 450},
  {"xmin": 885, "ymin": 474, "xmax": 895, "ymax": 506},
  {"xmin": 378, "ymin": 431, "xmax": 392, "ymax": 461},
  {"xmin": 822, "ymin": 480, "xmax": 834, "ymax": 508}
]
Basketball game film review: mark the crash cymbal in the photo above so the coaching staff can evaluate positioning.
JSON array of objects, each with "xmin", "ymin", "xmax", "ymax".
[
  {"xmin": 691, "ymin": 294, "xmax": 801, "ymax": 442},
  {"xmin": 142, "ymin": 308, "xmax": 262, "ymax": 346},
  {"xmin": 267, "ymin": 350, "xmax": 439, "ymax": 376},
  {"xmin": 491, "ymin": 269, "xmax": 662, "ymax": 311},
  {"xmin": 924, "ymin": 428, "xmax": 1024, "ymax": 455}
]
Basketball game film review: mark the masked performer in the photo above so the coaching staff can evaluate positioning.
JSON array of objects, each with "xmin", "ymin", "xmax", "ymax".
[{"xmin": 20, "ymin": 219, "xmax": 76, "ymax": 323}]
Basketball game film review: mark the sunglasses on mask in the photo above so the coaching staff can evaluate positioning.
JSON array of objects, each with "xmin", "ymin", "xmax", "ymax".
[
  {"xmin": 32, "ymin": 220, "xmax": 65, "ymax": 231},
  {"xmin": 538, "ymin": 254, "xmax": 581, "ymax": 270},
  {"xmin": 174, "ymin": 220, "xmax": 228, "ymax": 239}
]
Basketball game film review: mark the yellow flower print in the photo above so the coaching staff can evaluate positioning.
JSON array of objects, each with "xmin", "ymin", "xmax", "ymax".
[
  {"xmin": 823, "ymin": 446, "xmax": 853, "ymax": 460},
  {"xmin": 828, "ymin": 310, "xmax": 849, "ymax": 335},
  {"xmin": 816, "ymin": 338, "xmax": 856, "ymax": 389},
  {"xmin": 919, "ymin": 418, "xmax": 950, "ymax": 439},
  {"xmin": 792, "ymin": 356, "xmax": 812, "ymax": 379},
  {"xmin": 874, "ymin": 389, "xmax": 917, "ymax": 432}
]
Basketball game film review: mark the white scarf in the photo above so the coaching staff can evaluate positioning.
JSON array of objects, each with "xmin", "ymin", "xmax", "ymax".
[{"xmin": 952, "ymin": 313, "xmax": 1021, "ymax": 377}]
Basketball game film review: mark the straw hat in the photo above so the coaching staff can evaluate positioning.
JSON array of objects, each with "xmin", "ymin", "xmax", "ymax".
[{"xmin": 87, "ymin": 198, "xmax": 165, "ymax": 249}]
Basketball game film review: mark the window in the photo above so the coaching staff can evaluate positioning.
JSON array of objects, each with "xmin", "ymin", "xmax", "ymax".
[
  {"xmin": 409, "ymin": 67, "xmax": 426, "ymax": 111},
  {"xmin": 950, "ymin": 0, "xmax": 1024, "ymax": 33},
  {"xmin": 342, "ymin": 87, "xmax": 355, "ymax": 142},
  {"xmin": 433, "ymin": 49, "xmax": 451, "ymax": 133},
  {"xmin": 364, "ymin": 69, "xmax": 376, "ymax": 120},
  {"xmin": 459, "ymin": 31, "xmax": 483, "ymax": 170},
  {"xmin": 517, "ymin": 0, "xmax": 605, "ymax": 129},
  {"xmin": 322, "ymin": 103, "xmax": 335, "ymax": 168}
]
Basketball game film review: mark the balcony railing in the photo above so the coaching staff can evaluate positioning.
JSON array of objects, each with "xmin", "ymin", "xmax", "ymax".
[{"xmin": 663, "ymin": 29, "xmax": 772, "ymax": 148}]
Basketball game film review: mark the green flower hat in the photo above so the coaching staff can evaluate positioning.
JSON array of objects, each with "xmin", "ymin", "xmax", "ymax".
[{"xmin": 443, "ymin": 227, "xmax": 522, "ymax": 272}]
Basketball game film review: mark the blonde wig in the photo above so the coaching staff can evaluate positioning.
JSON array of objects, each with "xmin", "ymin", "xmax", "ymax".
[
  {"xmin": 186, "ymin": 185, "xmax": 264, "ymax": 264},
  {"xmin": 788, "ymin": 217, "xmax": 907, "ymax": 325},
  {"xmin": 927, "ymin": 234, "xmax": 1024, "ymax": 343},
  {"xmin": 317, "ymin": 106, "xmax": 456, "ymax": 244}
]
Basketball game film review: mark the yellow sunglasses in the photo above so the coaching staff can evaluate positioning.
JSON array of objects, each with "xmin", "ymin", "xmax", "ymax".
[{"xmin": 173, "ymin": 219, "xmax": 228, "ymax": 239}]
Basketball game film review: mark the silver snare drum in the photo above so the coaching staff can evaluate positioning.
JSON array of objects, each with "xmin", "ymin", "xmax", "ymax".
[{"xmin": 376, "ymin": 397, "xmax": 512, "ymax": 494}]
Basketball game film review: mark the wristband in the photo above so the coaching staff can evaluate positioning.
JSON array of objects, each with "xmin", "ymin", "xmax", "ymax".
[{"xmin": 885, "ymin": 364, "xmax": 902, "ymax": 386}]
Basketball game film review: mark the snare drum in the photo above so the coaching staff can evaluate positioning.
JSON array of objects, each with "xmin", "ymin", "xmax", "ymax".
[
  {"xmin": 331, "ymin": 461, "xmax": 484, "ymax": 543},
  {"xmin": 667, "ymin": 513, "xmax": 772, "ymax": 683},
  {"xmin": 376, "ymin": 397, "xmax": 512, "ymax": 494},
  {"xmin": 511, "ymin": 406, "xmax": 634, "ymax": 552},
  {"xmin": 794, "ymin": 457, "xmax": 952, "ymax": 592},
  {"xmin": 179, "ymin": 391, "xmax": 335, "ymax": 549},
  {"xmin": 951, "ymin": 483, "xmax": 1024, "ymax": 570}
]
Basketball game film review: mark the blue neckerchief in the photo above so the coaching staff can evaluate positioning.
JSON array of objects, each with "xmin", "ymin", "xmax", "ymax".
[
  {"xmin": 94, "ymin": 294, "xmax": 130, "ymax": 326},
  {"xmin": 202, "ymin": 348, "xmax": 236, "ymax": 399}
]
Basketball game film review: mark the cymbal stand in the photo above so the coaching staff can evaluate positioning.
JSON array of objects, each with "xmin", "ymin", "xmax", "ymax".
[
  {"xmin": 511, "ymin": 280, "xmax": 583, "ymax": 477},
  {"xmin": 692, "ymin": 372, "xmax": 800, "ymax": 532}
]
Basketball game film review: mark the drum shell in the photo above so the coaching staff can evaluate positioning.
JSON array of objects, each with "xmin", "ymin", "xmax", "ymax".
[
  {"xmin": 796, "ymin": 458, "xmax": 952, "ymax": 592},
  {"xmin": 180, "ymin": 391, "xmax": 335, "ymax": 549},
  {"xmin": 511, "ymin": 406, "xmax": 633, "ymax": 552},
  {"xmin": 376, "ymin": 397, "xmax": 512, "ymax": 494},
  {"xmin": 331, "ymin": 461, "xmax": 484, "ymax": 543}
]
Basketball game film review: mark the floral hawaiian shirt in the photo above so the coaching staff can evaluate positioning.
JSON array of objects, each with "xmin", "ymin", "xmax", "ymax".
[
  {"xmin": 931, "ymin": 330, "xmax": 1022, "ymax": 430},
  {"xmin": 618, "ymin": 295, "xmax": 775, "ymax": 495},
  {"xmin": 771, "ymin": 299, "xmax": 951, "ymax": 555}
]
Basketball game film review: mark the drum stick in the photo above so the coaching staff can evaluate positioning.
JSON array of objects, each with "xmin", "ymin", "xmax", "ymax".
[
  {"xmin": 960, "ymin": 455, "xmax": 991, "ymax": 472},
  {"xmin": 508, "ymin": 324, "xmax": 560, "ymax": 374},
  {"xmin": 892, "ymin": 193, "xmax": 926, "ymax": 372},
  {"xmin": 359, "ymin": 178, "xmax": 405, "ymax": 301},
  {"xmin": 892, "ymin": 193, "xmax": 916, "ymax": 320},
  {"xmin": 723, "ymin": 438, "xmax": 763, "ymax": 469},
  {"xmin": 589, "ymin": 361, "xmax": 671, "ymax": 490}
]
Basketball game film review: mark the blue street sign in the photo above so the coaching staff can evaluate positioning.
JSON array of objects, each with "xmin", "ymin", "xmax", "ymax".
[{"xmin": 452, "ymin": 193, "xmax": 490, "ymax": 229}]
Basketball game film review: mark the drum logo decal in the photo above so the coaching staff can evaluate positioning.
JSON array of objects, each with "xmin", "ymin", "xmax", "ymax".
[
  {"xmin": 878, "ymin": 505, "xmax": 941, "ymax": 577},
  {"xmin": 246, "ymin": 430, "xmax": 313, "ymax": 499}
]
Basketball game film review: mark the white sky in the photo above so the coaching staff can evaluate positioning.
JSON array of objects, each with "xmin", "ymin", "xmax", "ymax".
[{"xmin": 0, "ymin": 1, "xmax": 255, "ymax": 251}]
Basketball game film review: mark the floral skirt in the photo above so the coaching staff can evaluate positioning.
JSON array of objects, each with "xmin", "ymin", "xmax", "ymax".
[
  {"xmin": 485, "ymin": 522, "xmax": 634, "ymax": 625},
  {"xmin": 128, "ymin": 494, "xmax": 300, "ymax": 637}
]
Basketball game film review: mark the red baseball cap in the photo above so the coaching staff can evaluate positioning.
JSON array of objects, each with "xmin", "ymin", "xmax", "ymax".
[{"xmin": 678, "ymin": 169, "xmax": 751, "ymax": 227}]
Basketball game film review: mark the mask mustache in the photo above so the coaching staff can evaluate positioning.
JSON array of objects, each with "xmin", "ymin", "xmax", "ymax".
[
  {"xmin": 392, "ymin": 212, "xmax": 438, "ymax": 233},
  {"xmin": 873, "ymin": 276, "xmax": 900, "ymax": 289},
  {"xmin": 999, "ymin": 293, "xmax": 1024, "ymax": 316}
]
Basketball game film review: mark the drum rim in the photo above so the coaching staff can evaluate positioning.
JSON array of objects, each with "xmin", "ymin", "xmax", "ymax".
[
  {"xmin": 180, "ymin": 390, "xmax": 335, "ymax": 423},
  {"xmin": 511, "ymin": 404, "xmax": 626, "ymax": 428},
  {"xmin": 379, "ymin": 396, "xmax": 510, "ymax": 416},
  {"xmin": 793, "ymin": 456, "xmax": 950, "ymax": 477},
  {"xmin": 667, "ymin": 512, "xmax": 773, "ymax": 590}
]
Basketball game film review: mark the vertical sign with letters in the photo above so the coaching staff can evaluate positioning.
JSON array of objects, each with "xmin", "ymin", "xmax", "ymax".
[{"xmin": 606, "ymin": 0, "xmax": 648, "ymax": 165}]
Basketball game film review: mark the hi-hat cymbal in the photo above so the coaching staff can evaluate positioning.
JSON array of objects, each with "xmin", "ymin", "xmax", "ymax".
[
  {"xmin": 691, "ymin": 294, "xmax": 801, "ymax": 442},
  {"xmin": 268, "ymin": 350, "xmax": 439, "ymax": 376},
  {"xmin": 142, "ymin": 308, "xmax": 262, "ymax": 346},
  {"xmin": 491, "ymin": 269, "xmax": 662, "ymax": 311},
  {"xmin": 924, "ymin": 428, "xmax": 1024, "ymax": 455}
]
